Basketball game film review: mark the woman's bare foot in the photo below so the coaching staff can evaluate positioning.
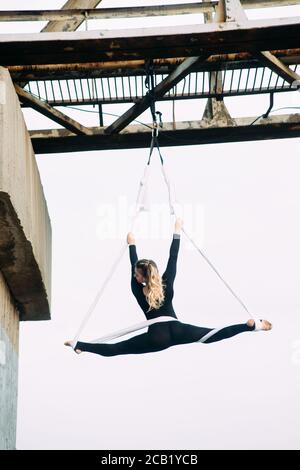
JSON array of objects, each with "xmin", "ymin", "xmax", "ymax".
[
  {"xmin": 64, "ymin": 340, "xmax": 82, "ymax": 354},
  {"xmin": 247, "ymin": 319, "xmax": 272, "ymax": 330},
  {"xmin": 261, "ymin": 319, "xmax": 272, "ymax": 330}
]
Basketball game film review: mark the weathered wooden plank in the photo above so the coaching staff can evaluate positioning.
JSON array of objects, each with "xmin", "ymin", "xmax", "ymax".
[
  {"xmin": 28, "ymin": 114, "xmax": 300, "ymax": 154},
  {"xmin": 1, "ymin": 18, "xmax": 300, "ymax": 65}
]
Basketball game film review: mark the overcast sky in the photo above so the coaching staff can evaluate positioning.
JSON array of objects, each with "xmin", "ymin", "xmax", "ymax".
[{"xmin": 1, "ymin": 0, "xmax": 300, "ymax": 450}]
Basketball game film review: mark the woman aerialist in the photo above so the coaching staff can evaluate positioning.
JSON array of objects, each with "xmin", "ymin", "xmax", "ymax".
[{"xmin": 65, "ymin": 218, "xmax": 272, "ymax": 356}]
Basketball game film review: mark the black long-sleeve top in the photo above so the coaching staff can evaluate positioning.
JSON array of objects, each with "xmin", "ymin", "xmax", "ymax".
[{"xmin": 129, "ymin": 234, "xmax": 180, "ymax": 320}]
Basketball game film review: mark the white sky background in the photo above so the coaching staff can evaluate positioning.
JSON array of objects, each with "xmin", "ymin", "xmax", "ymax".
[{"xmin": 1, "ymin": 0, "xmax": 300, "ymax": 449}]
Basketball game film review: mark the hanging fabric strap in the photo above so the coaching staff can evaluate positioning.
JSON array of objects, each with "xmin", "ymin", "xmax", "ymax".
[
  {"xmin": 89, "ymin": 316, "xmax": 178, "ymax": 345},
  {"xmin": 143, "ymin": 86, "xmax": 253, "ymax": 321},
  {"xmin": 181, "ymin": 226, "xmax": 252, "ymax": 318},
  {"xmin": 70, "ymin": 159, "xmax": 152, "ymax": 349},
  {"xmin": 145, "ymin": 59, "xmax": 164, "ymax": 166},
  {"xmin": 148, "ymin": 124, "xmax": 164, "ymax": 166},
  {"xmin": 158, "ymin": 151, "xmax": 253, "ymax": 320},
  {"xmin": 70, "ymin": 242, "xmax": 129, "ymax": 349},
  {"xmin": 148, "ymin": 119, "xmax": 253, "ymax": 320},
  {"xmin": 69, "ymin": 61, "xmax": 166, "ymax": 349},
  {"xmin": 136, "ymin": 162, "xmax": 151, "ymax": 212},
  {"xmin": 145, "ymin": 59, "xmax": 157, "ymax": 125},
  {"xmin": 197, "ymin": 325, "xmax": 230, "ymax": 343}
]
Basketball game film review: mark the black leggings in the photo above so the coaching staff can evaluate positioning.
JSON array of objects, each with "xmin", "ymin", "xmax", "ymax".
[{"xmin": 75, "ymin": 320, "xmax": 255, "ymax": 357}]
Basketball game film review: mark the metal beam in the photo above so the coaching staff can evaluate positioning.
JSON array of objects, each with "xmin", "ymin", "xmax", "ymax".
[
  {"xmin": 18, "ymin": 84, "xmax": 297, "ymax": 108},
  {"xmin": 0, "ymin": 3, "xmax": 217, "ymax": 22},
  {"xmin": 105, "ymin": 54, "xmax": 211, "ymax": 134},
  {"xmin": 256, "ymin": 50, "xmax": 300, "ymax": 83},
  {"xmin": 41, "ymin": 0, "xmax": 103, "ymax": 33},
  {"xmin": 242, "ymin": 0, "xmax": 300, "ymax": 6},
  {"xmin": 1, "ymin": 18, "xmax": 299, "ymax": 66},
  {"xmin": 6, "ymin": 50, "xmax": 300, "ymax": 82},
  {"xmin": 1, "ymin": 1, "xmax": 300, "ymax": 22},
  {"xmin": 14, "ymin": 84, "xmax": 92, "ymax": 135},
  {"xmin": 219, "ymin": 0, "xmax": 300, "ymax": 84},
  {"xmin": 202, "ymin": 0, "xmax": 236, "ymax": 126},
  {"xmin": 223, "ymin": 0, "xmax": 248, "ymax": 22},
  {"xmin": 28, "ymin": 114, "xmax": 300, "ymax": 154},
  {"xmin": 17, "ymin": 1, "xmax": 103, "ymax": 89},
  {"xmin": 221, "ymin": 1, "xmax": 300, "ymax": 85}
]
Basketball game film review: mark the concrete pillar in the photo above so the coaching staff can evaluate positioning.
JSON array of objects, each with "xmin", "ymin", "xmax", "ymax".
[
  {"xmin": 0, "ymin": 67, "xmax": 52, "ymax": 449},
  {"xmin": 0, "ymin": 272, "xmax": 19, "ymax": 450}
]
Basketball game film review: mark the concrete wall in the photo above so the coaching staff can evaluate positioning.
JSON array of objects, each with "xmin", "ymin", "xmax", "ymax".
[
  {"xmin": 0, "ymin": 271, "xmax": 19, "ymax": 450},
  {"xmin": 0, "ymin": 66, "xmax": 52, "ymax": 449},
  {"xmin": 0, "ymin": 66, "xmax": 52, "ymax": 320}
]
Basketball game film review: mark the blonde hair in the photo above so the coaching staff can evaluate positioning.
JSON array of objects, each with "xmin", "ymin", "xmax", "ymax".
[{"xmin": 135, "ymin": 259, "xmax": 165, "ymax": 312}]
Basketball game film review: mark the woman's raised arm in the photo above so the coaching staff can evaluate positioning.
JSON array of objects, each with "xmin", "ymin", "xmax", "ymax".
[
  {"xmin": 127, "ymin": 232, "xmax": 138, "ymax": 277},
  {"xmin": 163, "ymin": 218, "xmax": 183, "ymax": 283}
]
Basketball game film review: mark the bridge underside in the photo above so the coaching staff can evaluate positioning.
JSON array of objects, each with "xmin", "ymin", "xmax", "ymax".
[{"xmin": 1, "ymin": 0, "xmax": 300, "ymax": 153}]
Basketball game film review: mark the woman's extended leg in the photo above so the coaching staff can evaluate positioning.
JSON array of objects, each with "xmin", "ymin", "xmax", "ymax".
[
  {"xmin": 74, "ymin": 323, "xmax": 172, "ymax": 357},
  {"xmin": 169, "ymin": 319, "xmax": 256, "ymax": 345},
  {"xmin": 66, "ymin": 319, "xmax": 271, "ymax": 357},
  {"xmin": 201, "ymin": 322, "xmax": 255, "ymax": 343}
]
